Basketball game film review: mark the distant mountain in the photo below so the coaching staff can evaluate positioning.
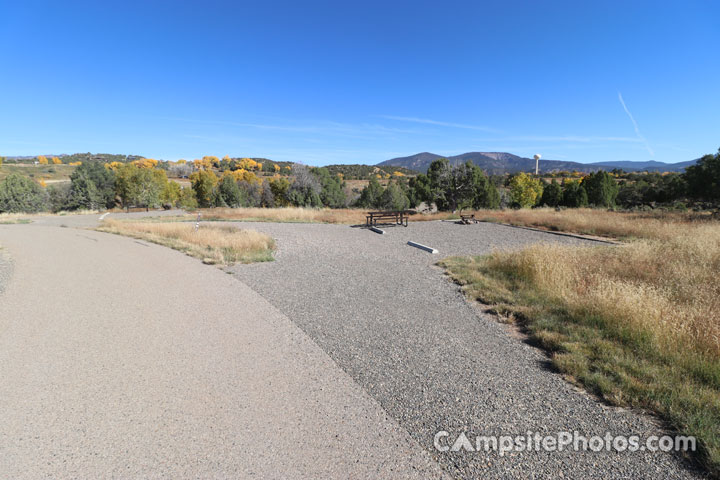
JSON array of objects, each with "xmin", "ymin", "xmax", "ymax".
[
  {"xmin": 377, "ymin": 152, "xmax": 444, "ymax": 172},
  {"xmin": 587, "ymin": 160, "xmax": 698, "ymax": 172},
  {"xmin": 378, "ymin": 151, "xmax": 697, "ymax": 174}
]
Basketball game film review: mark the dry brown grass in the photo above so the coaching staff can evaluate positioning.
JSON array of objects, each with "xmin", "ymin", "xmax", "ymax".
[
  {"xmin": 98, "ymin": 219, "xmax": 275, "ymax": 264},
  {"xmin": 0, "ymin": 210, "xmax": 102, "ymax": 222},
  {"xmin": 468, "ymin": 207, "xmax": 713, "ymax": 240},
  {"xmin": 440, "ymin": 210, "xmax": 720, "ymax": 473},
  {"xmin": 0, "ymin": 213, "xmax": 32, "ymax": 224},
  {"xmin": 174, "ymin": 207, "xmax": 457, "ymax": 225}
]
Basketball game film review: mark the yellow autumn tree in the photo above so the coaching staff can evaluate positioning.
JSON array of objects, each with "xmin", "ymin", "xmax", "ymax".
[
  {"xmin": 69, "ymin": 161, "xmax": 82, "ymax": 166},
  {"xmin": 106, "ymin": 161, "xmax": 124, "ymax": 170},
  {"xmin": 203, "ymin": 156, "xmax": 220, "ymax": 168},
  {"xmin": 273, "ymin": 164, "xmax": 280, "ymax": 173},
  {"xmin": 222, "ymin": 169, "xmax": 260, "ymax": 184},
  {"xmin": 37, "ymin": 155, "xmax": 48, "ymax": 165},
  {"xmin": 509, "ymin": 172, "xmax": 544, "ymax": 208},
  {"xmin": 237, "ymin": 158, "xmax": 261, "ymax": 171},
  {"xmin": 51, "ymin": 156, "xmax": 62, "ymax": 165},
  {"xmin": 132, "ymin": 158, "xmax": 159, "ymax": 169},
  {"xmin": 193, "ymin": 157, "xmax": 215, "ymax": 170}
]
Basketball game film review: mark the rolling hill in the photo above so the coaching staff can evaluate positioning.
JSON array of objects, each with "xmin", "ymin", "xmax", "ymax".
[{"xmin": 378, "ymin": 152, "xmax": 697, "ymax": 174}]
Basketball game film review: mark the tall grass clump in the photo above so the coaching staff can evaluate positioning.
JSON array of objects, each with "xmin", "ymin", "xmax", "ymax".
[
  {"xmin": 98, "ymin": 219, "xmax": 275, "ymax": 264},
  {"xmin": 440, "ymin": 212, "xmax": 720, "ymax": 474}
]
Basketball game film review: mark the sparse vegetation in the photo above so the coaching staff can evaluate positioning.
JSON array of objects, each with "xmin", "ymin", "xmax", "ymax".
[
  {"xmin": 174, "ymin": 207, "xmax": 461, "ymax": 224},
  {"xmin": 440, "ymin": 209, "xmax": 720, "ymax": 473},
  {"xmin": 98, "ymin": 219, "xmax": 275, "ymax": 264},
  {"xmin": 0, "ymin": 213, "xmax": 32, "ymax": 224}
]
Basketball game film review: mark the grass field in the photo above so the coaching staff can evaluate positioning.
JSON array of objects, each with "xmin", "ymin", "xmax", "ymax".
[
  {"xmin": 440, "ymin": 209, "xmax": 720, "ymax": 474},
  {"xmin": 98, "ymin": 219, "xmax": 275, "ymax": 264},
  {"xmin": 470, "ymin": 207, "xmax": 714, "ymax": 240},
  {"xmin": 0, "ymin": 164, "xmax": 77, "ymax": 183}
]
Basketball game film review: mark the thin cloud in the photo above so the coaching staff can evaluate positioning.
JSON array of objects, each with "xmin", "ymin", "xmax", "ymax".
[
  {"xmin": 478, "ymin": 135, "xmax": 642, "ymax": 143},
  {"xmin": 158, "ymin": 116, "xmax": 425, "ymax": 138},
  {"xmin": 618, "ymin": 92, "xmax": 654, "ymax": 157},
  {"xmin": 378, "ymin": 115, "xmax": 498, "ymax": 132}
]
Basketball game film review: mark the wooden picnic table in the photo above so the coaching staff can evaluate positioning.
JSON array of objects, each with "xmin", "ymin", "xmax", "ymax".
[{"xmin": 366, "ymin": 210, "xmax": 409, "ymax": 227}]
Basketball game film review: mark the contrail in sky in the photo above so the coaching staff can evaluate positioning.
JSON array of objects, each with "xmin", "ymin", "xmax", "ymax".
[{"xmin": 618, "ymin": 92, "xmax": 654, "ymax": 157}]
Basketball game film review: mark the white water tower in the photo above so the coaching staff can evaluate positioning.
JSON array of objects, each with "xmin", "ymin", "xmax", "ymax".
[{"xmin": 534, "ymin": 154, "xmax": 541, "ymax": 175}]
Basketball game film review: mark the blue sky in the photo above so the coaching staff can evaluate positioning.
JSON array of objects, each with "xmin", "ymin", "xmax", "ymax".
[{"xmin": 1, "ymin": 0, "xmax": 718, "ymax": 165}]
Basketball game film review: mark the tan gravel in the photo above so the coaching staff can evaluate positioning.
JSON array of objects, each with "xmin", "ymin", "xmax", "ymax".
[{"xmin": 0, "ymin": 224, "xmax": 447, "ymax": 479}]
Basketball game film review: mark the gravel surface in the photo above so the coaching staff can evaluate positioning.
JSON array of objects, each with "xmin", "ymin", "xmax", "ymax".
[
  {"xmin": 26, "ymin": 208, "xmax": 186, "ymax": 228},
  {"xmin": 0, "ymin": 244, "xmax": 11, "ymax": 296},
  {"xmin": 0, "ymin": 224, "xmax": 447, "ymax": 478},
  {"xmin": 229, "ymin": 220, "xmax": 704, "ymax": 479}
]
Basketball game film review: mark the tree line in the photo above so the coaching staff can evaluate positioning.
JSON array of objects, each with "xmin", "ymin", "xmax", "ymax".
[
  {"xmin": 500, "ymin": 148, "xmax": 720, "ymax": 210},
  {"xmin": 1, "ymin": 148, "xmax": 718, "ymax": 214},
  {"xmin": 0, "ymin": 161, "xmax": 349, "ymax": 213}
]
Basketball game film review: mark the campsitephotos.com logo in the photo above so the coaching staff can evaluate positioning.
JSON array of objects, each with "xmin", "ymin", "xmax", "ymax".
[{"xmin": 434, "ymin": 430, "xmax": 696, "ymax": 456}]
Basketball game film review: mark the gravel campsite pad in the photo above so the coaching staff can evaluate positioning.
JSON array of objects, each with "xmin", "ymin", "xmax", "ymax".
[{"xmin": 229, "ymin": 220, "xmax": 702, "ymax": 479}]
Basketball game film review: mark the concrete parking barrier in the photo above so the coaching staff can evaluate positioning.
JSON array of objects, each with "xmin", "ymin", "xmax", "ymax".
[{"xmin": 407, "ymin": 241, "xmax": 438, "ymax": 254}]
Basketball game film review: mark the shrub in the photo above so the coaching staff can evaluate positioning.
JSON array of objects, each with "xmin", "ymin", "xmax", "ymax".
[
  {"xmin": 0, "ymin": 173, "xmax": 48, "ymax": 213},
  {"xmin": 47, "ymin": 183, "xmax": 72, "ymax": 212},
  {"xmin": 582, "ymin": 171, "xmax": 618, "ymax": 207},
  {"xmin": 287, "ymin": 165, "xmax": 322, "ymax": 207},
  {"xmin": 178, "ymin": 187, "xmax": 198, "ymax": 210},
  {"xmin": 539, "ymin": 180, "xmax": 563, "ymax": 207},
  {"xmin": 561, "ymin": 180, "xmax": 588, "ymax": 207}
]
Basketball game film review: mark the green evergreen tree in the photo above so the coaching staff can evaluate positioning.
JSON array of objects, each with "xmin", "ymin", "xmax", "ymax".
[
  {"xmin": 356, "ymin": 176, "xmax": 384, "ymax": 208},
  {"xmin": 684, "ymin": 148, "xmax": 720, "ymax": 200},
  {"xmin": 70, "ymin": 161, "xmax": 116, "ymax": 209},
  {"xmin": 216, "ymin": 175, "xmax": 244, "ymax": 207},
  {"xmin": 378, "ymin": 181, "xmax": 410, "ymax": 211},
  {"xmin": 68, "ymin": 170, "xmax": 103, "ymax": 210},
  {"xmin": 0, "ymin": 173, "xmax": 48, "ymax": 213},
  {"xmin": 582, "ymin": 171, "xmax": 619, "ymax": 207},
  {"xmin": 313, "ymin": 167, "xmax": 346, "ymax": 208},
  {"xmin": 561, "ymin": 180, "xmax": 589, "ymax": 207},
  {"xmin": 539, "ymin": 179, "xmax": 563, "ymax": 207}
]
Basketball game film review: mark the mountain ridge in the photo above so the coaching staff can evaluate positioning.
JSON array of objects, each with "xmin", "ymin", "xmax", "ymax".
[{"xmin": 378, "ymin": 152, "xmax": 697, "ymax": 174}]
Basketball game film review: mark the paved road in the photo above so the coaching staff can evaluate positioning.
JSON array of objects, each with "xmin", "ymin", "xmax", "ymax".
[
  {"xmin": 229, "ymin": 221, "xmax": 703, "ymax": 479},
  {"xmin": 0, "ymin": 221, "xmax": 447, "ymax": 478}
]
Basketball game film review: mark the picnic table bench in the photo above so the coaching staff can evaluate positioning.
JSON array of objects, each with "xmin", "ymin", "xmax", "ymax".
[
  {"xmin": 460, "ymin": 213, "xmax": 479, "ymax": 224},
  {"xmin": 366, "ymin": 210, "xmax": 409, "ymax": 227}
]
